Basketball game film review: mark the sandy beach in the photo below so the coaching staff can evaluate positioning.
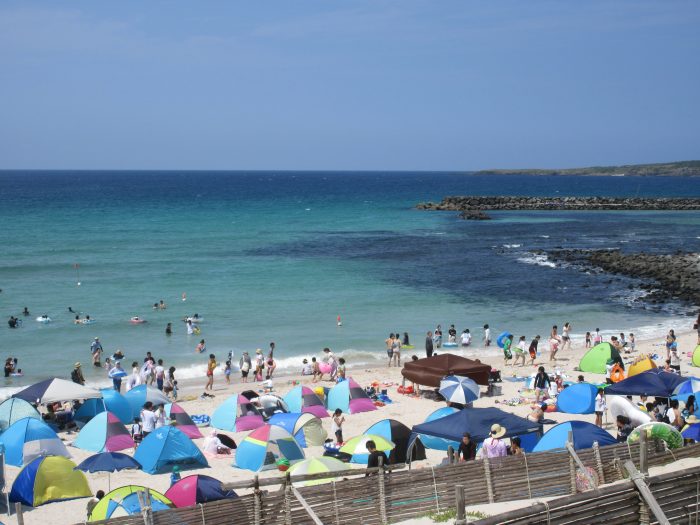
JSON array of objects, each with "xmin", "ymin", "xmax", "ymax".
[{"xmin": 1, "ymin": 319, "xmax": 696, "ymax": 525}]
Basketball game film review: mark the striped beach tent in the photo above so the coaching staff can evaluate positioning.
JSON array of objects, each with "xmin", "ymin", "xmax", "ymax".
[
  {"xmin": 73, "ymin": 412, "xmax": 135, "ymax": 452},
  {"xmin": 234, "ymin": 424, "xmax": 304, "ymax": 472},
  {"xmin": 283, "ymin": 386, "xmax": 329, "ymax": 418}
]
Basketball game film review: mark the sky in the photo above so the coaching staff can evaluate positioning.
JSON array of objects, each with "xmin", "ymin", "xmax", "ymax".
[{"xmin": 1, "ymin": 1, "xmax": 699, "ymax": 171}]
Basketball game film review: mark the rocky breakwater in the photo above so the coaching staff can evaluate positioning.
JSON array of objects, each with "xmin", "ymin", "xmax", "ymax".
[
  {"xmin": 547, "ymin": 249, "xmax": 700, "ymax": 306},
  {"xmin": 416, "ymin": 196, "xmax": 700, "ymax": 219}
]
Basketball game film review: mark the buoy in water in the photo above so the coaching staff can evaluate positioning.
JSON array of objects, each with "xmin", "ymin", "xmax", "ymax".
[{"xmin": 337, "ymin": 315, "xmax": 342, "ymax": 327}]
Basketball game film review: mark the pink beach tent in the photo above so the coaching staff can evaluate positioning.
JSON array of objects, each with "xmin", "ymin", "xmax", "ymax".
[
  {"xmin": 165, "ymin": 403, "xmax": 203, "ymax": 439},
  {"xmin": 211, "ymin": 394, "xmax": 264, "ymax": 432},
  {"xmin": 282, "ymin": 386, "xmax": 329, "ymax": 419},
  {"xmin": 327, "ymin": 378, "xmax": 376, "ymax": 415},
  {"xmin": 73, "ymin": 411, "xmax": 135, "ymax": 452}
]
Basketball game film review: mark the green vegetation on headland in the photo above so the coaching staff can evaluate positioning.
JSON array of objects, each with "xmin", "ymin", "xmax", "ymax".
[{"xmin": 476, "ymin": 160, "xmax": 700, "ymax": 177}]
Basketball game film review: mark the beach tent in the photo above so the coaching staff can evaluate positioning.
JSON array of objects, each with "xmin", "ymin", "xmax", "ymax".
[
  {"xmin": 283, "ymin": 385, "xmax": 329, "ymax": 418},
  {"xmin": 287, "ymin": 457, "xmax": 348, "ymax": 487},
  {"xmin": 556, "ymin": 383, "xmax": 598, "ymax": 414},
  {"xmin": 411, "ymin": 407, "xmax": 541, "ymax": 443},
  {"xmin": 627, "ymin": 356, "xmax": 657, "ymax": 377},
  {"xmin": 0, "ymin": 398, "xmax": 41, "ymax": 432},
  {"xmin": 268, "ymin": 413, "xmax": 327, "ymax": 447},
  {"xmin": 88, "ymin": 485, "xmax": 172, "ymax": 521},
  {"xmin": 165, "ymin": 475, "xmax": 237, "ymax": 507},
  {"xmin": 234, "ymin": 424, "xmax": 305, "ymax": 472},
  {"xmin": 608, "ymin": 396, "xmax": 653, "ymax": 428},
  {"xmin": 352, "ymin": 419, "xmax": 426, "ymax": 465},
  {"xmin": 134, "ymin": 426, "xmax": 208, "ymax": 474},
  {"xmin": 402, "ymin": 354, "xmax": 491, "ymax": 388},
  {"xmin": 692, "ymin": 345, "xmax": 700, "ymax": 367},
  {"xmin": 578, "ymin": 343, "xmax": 624, "ymax": 374},
  {"xmin": 122, "ymin": 385, "xmax": 170, "ymax": 420},
  {"xmin": 211, "ymin": 394, "xmax": 265, "ymax": 432},
  {"xmin": 10, "ymin": 456, "xmax": 91, "ymax": 507},
  {"xmin": 532, "ymin": 421, "xmax": 616, "ymax": 452},
  {"xmin": 327, "ymin": 378, "xmax": 376, "ymax": 415},
  {"xmin": 12, "ymin": 378, "xmax": 102, "ymax": 405},
  {"xmin": 73, "ymin": 412, "xmax": 135, "ymax": 452},
  {"xmin": 416, "ymin": 407, "xmax": 460, "ymax": 451},
  {"xmin": 74, "ymin": 389, "xmax": 133, "ymax": 426},
  {"xmin": 0, "ymin": 417, "xmax": 70, "ymax": 466},
  {"xmin": 165, "ymin": 403, "xmax": 203, "ymax": 439},
  {"xmin": 605, "ymin": 369, "xmax": 686, "ymax": 397}
]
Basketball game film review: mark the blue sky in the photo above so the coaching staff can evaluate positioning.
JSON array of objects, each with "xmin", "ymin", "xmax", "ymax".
[{"xmin": 1, "ymin": 1, "xmax": 698, "ymax": 170}]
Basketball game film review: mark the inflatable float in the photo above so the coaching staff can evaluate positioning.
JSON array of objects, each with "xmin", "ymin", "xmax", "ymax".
[
  {"xmin": 496, "ymin": 332, "xmax": 512, "ymax": 349},
  {"xmin": 129, "ymin": 317, "xmax": 147, "ymax": 324},
  {"xmin": 627, "ymin": 421, "xmax": 683, "ymax": 449},
  {"xmin": 35, "ymin": 316, "xmax": 51, "ymax": 323},
  {"xmin": 441, "ymin": 342, "xmax": 458, "ymax": 349},
  {"xmin": 608, "ymin": 395, "xmax": 653, "ymax": 428}
]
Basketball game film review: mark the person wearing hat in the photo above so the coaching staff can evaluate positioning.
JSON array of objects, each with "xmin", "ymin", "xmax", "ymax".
[
  {"xmin": 254, "ymin": 349, "xmax": 264, "ymax": 381},
  {"xmin": 482, "ymin": 424, "xmax": 508, "ymax": 458},
  {"xmin": 170, "ymin": 465, "xmax": 181, "ymax": 487},
  {"xmin": 91, "ymin": 337, "xmax": 103, "ymax": 367},
  {"xmin": 71, "ymin": 362, "xmax": 85, "ymax": 385}
]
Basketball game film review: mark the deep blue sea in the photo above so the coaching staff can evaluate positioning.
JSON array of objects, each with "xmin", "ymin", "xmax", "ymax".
[{"xmin": 1, "ymin": 171, "xmax": 699, "ymax": 394}]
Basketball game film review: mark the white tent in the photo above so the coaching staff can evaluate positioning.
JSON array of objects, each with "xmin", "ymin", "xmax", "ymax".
[{"xmin": 12, "ymin": 378, "xmax": 102, "ymax": 405}]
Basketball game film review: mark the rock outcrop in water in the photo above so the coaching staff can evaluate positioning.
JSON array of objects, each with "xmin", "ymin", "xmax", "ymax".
[
  {"xmin": 417, "ymin": 196, "xmax": 700, "ymax": 217},
  {"xmin": 546, "ymin": 249, "xmax": 700, "ymax": 306}
]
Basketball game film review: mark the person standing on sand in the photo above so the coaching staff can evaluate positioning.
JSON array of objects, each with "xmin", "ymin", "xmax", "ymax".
[
  {"xmin": 502, "ymin": 334, "xmax": 513, "ymax": 366},
  {"xmin": 594, "ymin": 388, "xmax": 606, "ymax": 427},
  {"xmin": 332, "ymin": 408, "xmax": 345, "ymax": 444},
  {"xmin": 391, "ymin": 335, "xmax": 402, "ymax": 367},
  {"xmin": 513, "ymin": 336, "xmax": 527, "ymax": 366},
  {"xmin": 534, "ymin": 366, "xmax": 550, "ymax": 403},
  {"xmin": 528, "ymin": 335, "xmax": 540, "ymax": 366},
  {"xmin": 385, "ymin": 334, "xmax": 395, "ymax": 367},
  {"xmin": 561, "ymin": 322, "xmax": 572, "ymax": 352},
  {"xmin": 549, "ymin": 336, "xmax": 560, "ymax": 362},
  {"xmin": 205, "ymin": 354, "xmax": 216, "ymax": 391},
  {"xmin": 268, "ymin": 342, "xmax": 275, "ymax": 360},
  {"xmin": 239, "ymin": 352, "xmax": 251, "ymax": 383},
  {"xmin": 425, "ymin": 331, "xmax": 434, "ymax": 358},
  {"xmin": 694, "ymin": 313, "xmax": 700, "ymax": 345},
  {"xmin": 483, "ymin": 324, "xmax": 491, "ymax": 347}
]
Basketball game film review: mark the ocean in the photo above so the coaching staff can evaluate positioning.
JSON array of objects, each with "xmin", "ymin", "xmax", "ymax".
[{"xmin": 1, "ymin": 171, "xmax": 699, "ymax": 395}]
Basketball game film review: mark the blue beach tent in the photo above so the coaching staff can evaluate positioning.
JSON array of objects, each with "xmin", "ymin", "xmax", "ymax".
[
  {"xmin": 123, "ymin": 385, "xmax": 170, "ymax": 421},
  {"xmin": 532, "ymin": 421, "xmax": 616, "ymax": 452},
  {"xmin": 416, "ymin": 407, "xmax": 460, "ymax": 451},
  {"xmin": 0, "ymin": 398, "xmax": 41, "ymax": 432},
  {"xmin": 0, "ymin": 417, "xmax": 70, "ymax": 466},
  {"xmin": 268, "ymin": 413, "xmax": 327, "ymax": 447},
  {"xmin": 10, "ymin": 456, "xmax": 92, "ymax": 507},
  {"xmin": 604, "ymin": 369, "xmax": 686, "ymax": 397},
  {"xmin": 556, "ymin": 383, "xmax": 598, "ymax": 414},
  {"xmin": 134, "ymin": 426, "xmax": 208, "ymax": 474},
  {"xmin": 75, "ymin": 389, "xmax": 133, "ymax": 426},
  {"xmin": 411, "ymin": 407, "xmax": 541, "ymax": 443},
  {"xmin": 352, "ymin": 419, "xmax": 427, "ymax": 465}
]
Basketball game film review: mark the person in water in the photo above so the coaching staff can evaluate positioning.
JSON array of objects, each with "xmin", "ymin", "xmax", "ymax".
[
  {"xmin": 22, "ymin": 307, "xmax": 30, "ymax": 316},
  {"xmin": 165, "ymin": 322, "xmax": 172, "ymax": 335}
]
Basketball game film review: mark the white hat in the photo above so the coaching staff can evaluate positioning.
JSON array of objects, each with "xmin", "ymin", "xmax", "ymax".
[{"xmin": 490, "ymin": 424, "xmax": 506, "ymax": 438}]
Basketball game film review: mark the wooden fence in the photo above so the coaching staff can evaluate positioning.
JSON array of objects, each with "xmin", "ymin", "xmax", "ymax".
[
  {"xmin": 472, "ymin": 461, "xmax": 700, "ymax": 525},
  {"xmin": 82, "ymin": 440, "xmax": 700, "ymax": 525}
]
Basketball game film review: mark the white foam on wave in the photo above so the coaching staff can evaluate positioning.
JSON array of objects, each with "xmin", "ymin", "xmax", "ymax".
[
  {"xmin": 540, "ymin": 235, "xmax": 550, "ymax": 238},
  {"xmin": 516, "ymin": 254, "xmax": 556, "ymax": 268},
  {"xmin": 502, "ymin": 244, "xmax": 522, "ymax": 248}
]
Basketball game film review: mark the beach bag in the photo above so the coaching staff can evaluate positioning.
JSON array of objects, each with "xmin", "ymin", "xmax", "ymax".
[{"xmin": 241, "ymin": 361, "xmax": 250, "ymax": 372}]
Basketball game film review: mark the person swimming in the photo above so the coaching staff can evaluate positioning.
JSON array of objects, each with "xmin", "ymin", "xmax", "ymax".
[{"xmin": 22, "ymin": 307, "xmax": 30, "ymax": 316}]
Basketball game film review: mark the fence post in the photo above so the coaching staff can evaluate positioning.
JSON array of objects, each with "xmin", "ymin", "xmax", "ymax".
[
  {"xmin": 447, "ymin": 445, "xmax": 455, "ymax": 465},
  {"xmin": 639, "ymin": 429, "xmax": 648, "ymax": 475},
  {"xmin": 483, "ymin": 456, "xmax": 494, "ymax": 503},
  {"xmin": 284, "ymin": 471, "xmax": 292, "ymax": 525},
  {"xmin": 377, "ymin": 456, "xmax": 388, "ymax": 524},
  {"xmin": 454, "ymin": 485, "xmax": 466, "ymax": 525},
  {"xmin": 567, "ymin": 431, "xmax": 577, "ymax": 495},
  {"xmin": 137, "ymin": 490, "xmax": 154, "ymax": 525},
  {"xmin": 592, "ymin": 441, "xmax": 606, "ymax": 484},
  {"xmin": 623, "ymin": 461, "xmax": 670, "ymax": 525},
  {"xmin": 14, "ymin": 503, "xmax": 23, "ymax": 525},
  {"xmin": 253, "ymin": 475, "xmax": 262, "ymax": 525}
]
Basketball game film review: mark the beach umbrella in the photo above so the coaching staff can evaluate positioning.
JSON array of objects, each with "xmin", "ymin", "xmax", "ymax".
[
  {"xmin": 12, "ymin": 378, "xmax": 102, "ymax": 404},
  {"xmin": 0, "ymin": 398, "xmax": 41, "ymax": 432},
  {"xmin": 122, "ymin": 385, "xmax": 170, "ymax": 420},
  {"xmin": 339, "ymin": 434, "xmax": 395, "ymax": 456},
  {"xmin": 287, "ymin": 457, "xmax": 349, "ymax": 487},
  {"xmin": 75, "ymin": 451, "xmax": 142, "ymax": 491},
  {"xmin": 164, "ymin": 475, "xmax": 237, "ymax": 507},
  {"xmin": 10, "ymin": 456, "xmax": 92, "ymax": 507},
  {"xmin": 72, "ymin": 412, "xmax": 135, "ymax": 453},
  {"xmin": 439, "ymin": 375, "xmax": 480, "ymax": 405},
  {"xmin": 87, "ymin": 485, "xmax": 171, "ymax": 521},
  {"xmin": 672, "ymin": 377, "xmax": 700, "ymax": 402}
]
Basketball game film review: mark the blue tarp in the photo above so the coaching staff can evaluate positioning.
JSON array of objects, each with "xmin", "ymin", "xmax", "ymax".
[
  {"xmin": 557, "ymin": 383, "xmax": 598, "ymax": 414},
  {"xmin": 604, "ymin": 369, "xmax": 687, "ymax": 397},
  {"xmin": 533, "ymin": 421, "xmax": 617, "ymax": 452},
  {"xmin": 411, "ymin": 407, "xmax": 541, "ymax": 442}
]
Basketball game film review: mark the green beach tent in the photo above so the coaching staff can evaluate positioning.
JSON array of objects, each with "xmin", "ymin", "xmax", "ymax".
[
  {"xmin": 692, "ymin": 345, "xmax": 700, "ymax": 367},
  {"xmin": 579, "ymin": 342, "xmax": 623, "ymax": 374}
]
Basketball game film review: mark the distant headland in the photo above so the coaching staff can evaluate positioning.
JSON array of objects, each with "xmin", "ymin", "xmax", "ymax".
[{"xmin": 476, "ymin": 160, "xmax": 700, "ymax": 177}]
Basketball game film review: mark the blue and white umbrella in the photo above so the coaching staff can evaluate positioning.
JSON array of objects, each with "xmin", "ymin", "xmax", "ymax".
[
  {"xmin": 439, "ymin": 375, "xmax": 480, "ymax": 404},
  {"xmin": 672, "ymin": 377, "xmax": 700, "ymax": 402}
]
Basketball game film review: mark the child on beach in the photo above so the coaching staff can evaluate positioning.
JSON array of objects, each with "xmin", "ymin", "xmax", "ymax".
[
  {"xmin": 548, "ymin": 337, "xmax": 560, "ymax": 361},
  {"xmin": 593, "ymin": 328, "xmax": 603, "ymax": 345},
  {"xmin": 513, "ymin": 336, "xmax": 527, "ymax": 366},
  {"xmin": 224, "ymin": 360, "xmax": 231, "ymax": 384},
  {"xmin": 528, "ymin": 335, "xmax": 540, "ymax": 366},
  {"xmin": 337, "ymin": 357, "xmax": 346, "ymax": 380},
  {"xmin": 205, "ymin": 354, "xmax": 216, "ymax": 391},
  {"xmin": 534, "ymin": 366, "xmax": 550, "ymax": 403},
  {"xmin": 503, "ymin": 335, "xmax": 513, "ymax": 366},
  {"xmin": 311, "ymin": 357, "xmax": 321, "ymax": 382},
  {"xmin": 131, "ymin": 417, "xmax": 143, "ymax": 447},
  {"xmin": 483, "ymin": 324, "xmax": 491, "ymax": 346},
  {"xmin": 629, "ymin": 333, "xmax": 636, "ymax": 352},
  {"xmin": 301, "ymin": 359, "xmax": 312, "ymax": 376},
  {"xmin": 172, "ymin": 381, "xmax": 178, "ymax": 400},
  {"xmin": 332, "ymin": 409, "xmax": 345, "ymax": 444},
  {"xmin": 594, "ymin": 389, "xmax": 606, "ymax": 427},
  {"xmin": 585, "ymin": 331, "xmax": 591, "ymax": 348}
]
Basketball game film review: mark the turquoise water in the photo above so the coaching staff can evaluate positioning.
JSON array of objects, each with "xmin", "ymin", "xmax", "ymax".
[{"xmin": 1, "ymin": 171, "xmax": 699, "ymax": 394}]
